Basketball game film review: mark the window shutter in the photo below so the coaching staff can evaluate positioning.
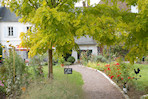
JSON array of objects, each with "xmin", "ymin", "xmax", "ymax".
[
  {"xmin": 13, "ymin": 27, "xmax": 18, "ymax": 38},
  {"xmin": 4, "ymin": 26, "xmax": 8, "ymax": 38}
]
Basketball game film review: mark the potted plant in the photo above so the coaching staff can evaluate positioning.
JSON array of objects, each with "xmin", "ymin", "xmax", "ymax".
[
  {"xmin": 59, "ymin": 57, "xmax": 65, "ymax": 67},
  {"xmin": 77, "ymin": 59, "xmax": 80, "ymax": 63}
]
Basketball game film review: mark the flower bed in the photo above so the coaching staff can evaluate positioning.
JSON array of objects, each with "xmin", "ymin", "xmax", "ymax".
[{"xmin": 85, "ymin": 61, "xmax": 147, "ymax": 99}]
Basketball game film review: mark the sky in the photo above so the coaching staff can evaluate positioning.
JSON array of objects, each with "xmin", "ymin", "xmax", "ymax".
[
  {"xmin": 0, "ymin": 0, "xmax": 138, "ymax": 13},
  {"xmin": 131, "ymin": 5, "xmax": 138, "ymax": 13},
  {"xmin": 75, "ymin": 0, "xmax": 101, "ymax": 7},
  {"xmin": 75, "ymin": 0, "xmax": 138, "ymax": 13}
]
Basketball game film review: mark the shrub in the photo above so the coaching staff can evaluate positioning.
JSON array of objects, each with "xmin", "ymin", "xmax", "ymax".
[
  {"xmin": 104, "ymin": 62, "xmax": 136, "ymax": 87},
  {"xmin": 96, "ymin": 55, "xmax": 103, "ymax": 62},
  {"xmin": 94, "ymin": 55, "xmax": 108, "ymax": 63},
  {"xmin": 44, "ymin": 62, "xmax": 48, "ymax": 65},
  {"xmin": 1, "ymin": 51, "xmax": 30, "ymax": 98},
  {"xmin": 67, "ymin": 56, "xmax": 75, "ymax": 64},
  {"xmin": 80, "ymin": 51, "xmax": 91, "ymax": 65},
  {"xmin": 101, "ymin": 57, "xmax": 108, "ymax": 63},
  {"xmin": 58, "ymin": 57, "xmax": 65, "ymax": 64},
  {"xmin": 90, "ymin": 55, "xmax": 97, "ymax": 63}
]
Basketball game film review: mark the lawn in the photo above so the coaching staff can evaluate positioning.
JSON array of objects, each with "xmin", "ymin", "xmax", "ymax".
[
  {"xmin": 21, "ymin": 66, "xmax": 84, "ymax": 99},
  {"xmin": 132, "ymin": 64, "xmax": 148, "ymax": 92}
]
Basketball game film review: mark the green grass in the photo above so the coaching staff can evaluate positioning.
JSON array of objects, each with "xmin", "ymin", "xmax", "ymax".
[
  {"xmin": 21, "ymin": 66, "xmax": 84, "ymax": 99},
  {"xmin": 132, "ymin": 64, "xmax": 148, "ymax": 92}
]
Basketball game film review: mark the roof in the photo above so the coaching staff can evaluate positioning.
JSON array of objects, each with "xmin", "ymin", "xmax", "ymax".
[
  {"xmin": 0, "ymin": 7, "xmax": 20, "ymax": 22},
  {"xmin": 75, "ymin": 36, "xmax": 97, "ymax": 45},
  {"xmin": 0, "ymin": 7, "xmax": 4, "ymax": 18}
]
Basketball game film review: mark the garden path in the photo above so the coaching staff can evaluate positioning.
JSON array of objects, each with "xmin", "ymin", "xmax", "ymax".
[{"xmin": 70, "ymin": 65, "xmax": 125, "ymax": 99}]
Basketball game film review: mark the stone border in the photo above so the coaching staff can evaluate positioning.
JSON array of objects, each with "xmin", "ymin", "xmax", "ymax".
[
  {"xmin": 140, "ymin": 94, "xmax": 148, "ymax": 99},
  {"xmin": 78, "ymin": 65, "xmax": 130, "ymax": 99}
]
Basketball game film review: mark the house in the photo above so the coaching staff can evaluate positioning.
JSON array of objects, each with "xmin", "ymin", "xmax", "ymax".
[
  {"xmin": 72, "ymin": 36, "xmax": 99, "ymax": 62},
  {"xmin": 0, "ymin": 6, "xmax": 31, "ymax": 60}
]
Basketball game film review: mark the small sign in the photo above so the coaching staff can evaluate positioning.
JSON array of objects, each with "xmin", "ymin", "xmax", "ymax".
[
  {"xmin": 64, "ymin": 68, "xmax": 72, "ymax": 74},
  {"xmin": 0, "ymin": 55, "xmax": 2, "ymax": 57}
]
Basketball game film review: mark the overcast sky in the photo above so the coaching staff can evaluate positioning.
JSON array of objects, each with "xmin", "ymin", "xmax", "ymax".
[
  {"xmin": 0, "ymin": 1, "xmax": 138, "ymax": 13},
  {"xmin": 75, "ymin": 0, "xmax": 138, "ymax": 13},
  {"xmin": 75, "ymin": 0, "xmax": 101, "ymax": 7}
]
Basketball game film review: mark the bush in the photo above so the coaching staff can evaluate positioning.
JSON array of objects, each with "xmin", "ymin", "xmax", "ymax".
[
  {"xmin": 104, "ymin": 62, "xmax": 135, "ymax": 87},
  {"xmin": 80, "ymin": 51, "xmax": 91, "ymax": 65},
  {"xmin": 96, "ymin": 55, "xmax": 103, "ymax": 62},
  {"xmin": 58, "ymin": 57, "xmax": 65, "ymax": 64},
  {"xmin": 95, "ymin": 55, "xmax": 108, "ymax": 63},
  {"xmin": 101, "ymin": 57, "xmax": 108, "ymax": 63},
  {"xmin": 67, "ymin": 56, "xmax": 75, "ymax": 64},
  {"xmin": 1, "ymin": 52, "xmax": 30, "ymax": 98},
  {"xmin": 44, "ymin": 62, "xmax": 48, "ymax": 65}
]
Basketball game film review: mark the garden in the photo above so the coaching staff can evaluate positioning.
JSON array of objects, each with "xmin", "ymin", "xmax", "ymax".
[
  {"xmin": 0, "ymin": 0, "xmax": 147, "ymax": 98},
  {"xmin": 80, "ymin": 49, "xmax": 148, "ymax": 99},
  {"xmin": 0, "ymin": 50, "xmax": 83, "ymax": 99}
]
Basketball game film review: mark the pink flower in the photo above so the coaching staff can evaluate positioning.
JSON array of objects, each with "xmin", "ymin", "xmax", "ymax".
[
  {"xmin": 0, "ymin": 83, "xmax": 4, "ymax": 87},
  {"xmin": 0, "ymin": 81, "xmax": 4, "ymax": 87}
]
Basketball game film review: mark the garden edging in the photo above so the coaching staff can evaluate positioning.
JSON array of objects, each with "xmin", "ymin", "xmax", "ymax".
[
  {"xmin": 78, "ymin": 65, "xmax": 129, "ymax": 99},
  {"xmin": 140, "ymin": 94, "xmax": 148, "ymax": 99}
]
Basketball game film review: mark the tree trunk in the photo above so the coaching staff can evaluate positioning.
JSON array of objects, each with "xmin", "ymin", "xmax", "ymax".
[{"xmin": 48, "ymin": 49, "xmax": 53, "ymax": 79}]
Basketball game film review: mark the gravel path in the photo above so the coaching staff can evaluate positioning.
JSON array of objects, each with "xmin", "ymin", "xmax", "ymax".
[{"xmin": 70, "ymin": 65, "xmax": 125, "ymax": 99}]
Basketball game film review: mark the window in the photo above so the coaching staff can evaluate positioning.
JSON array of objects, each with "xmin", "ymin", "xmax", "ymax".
[
  {"xmin": 27, "ymin": 27, "xmax": 30, "ymax": 31},
  {"xmin": 8, "ymin": 27, "xmax": 13, "ymax": 36},
  {"xmin": 26, "ymin": 51, "xmax": 29, "ymax": 59}
]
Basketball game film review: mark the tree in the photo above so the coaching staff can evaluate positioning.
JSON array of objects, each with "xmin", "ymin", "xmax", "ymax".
[
  {"xmin": 123, "ymin": 0, "xmax": 148, "ymax": 63},
  {"xmin": 76, "ymin": 0, "xmax": 147, "ymax": 64},
  {"xmin": 1, "ymin": 0, "xmax": 82, "ymax": 79}
]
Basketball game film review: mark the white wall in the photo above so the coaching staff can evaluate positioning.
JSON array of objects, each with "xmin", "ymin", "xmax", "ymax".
[
  {"xmin": 72, "ymin": 45, "xmax": 98, "ymax": 62},
  {"xmin": 0, "ymin": 22, "xmax": 31, "ymax": 58},
  {"xmin": 0, "ymin": 22, "xmax": 31, "ymax": 48}
]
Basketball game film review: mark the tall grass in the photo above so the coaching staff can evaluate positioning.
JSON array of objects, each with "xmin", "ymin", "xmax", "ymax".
[{"xmin": 20, "ymin": 66, "xmax": 84, "ymax": 99}]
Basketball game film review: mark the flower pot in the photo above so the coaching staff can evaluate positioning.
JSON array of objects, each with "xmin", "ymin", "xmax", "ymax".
[
  {"xmin": 78, "ymin": 60, "xmax": 80, "ymax": 63},
  {"xmin": 61, "ymin": 64, "xmax": 64, "ymax": 67}
]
